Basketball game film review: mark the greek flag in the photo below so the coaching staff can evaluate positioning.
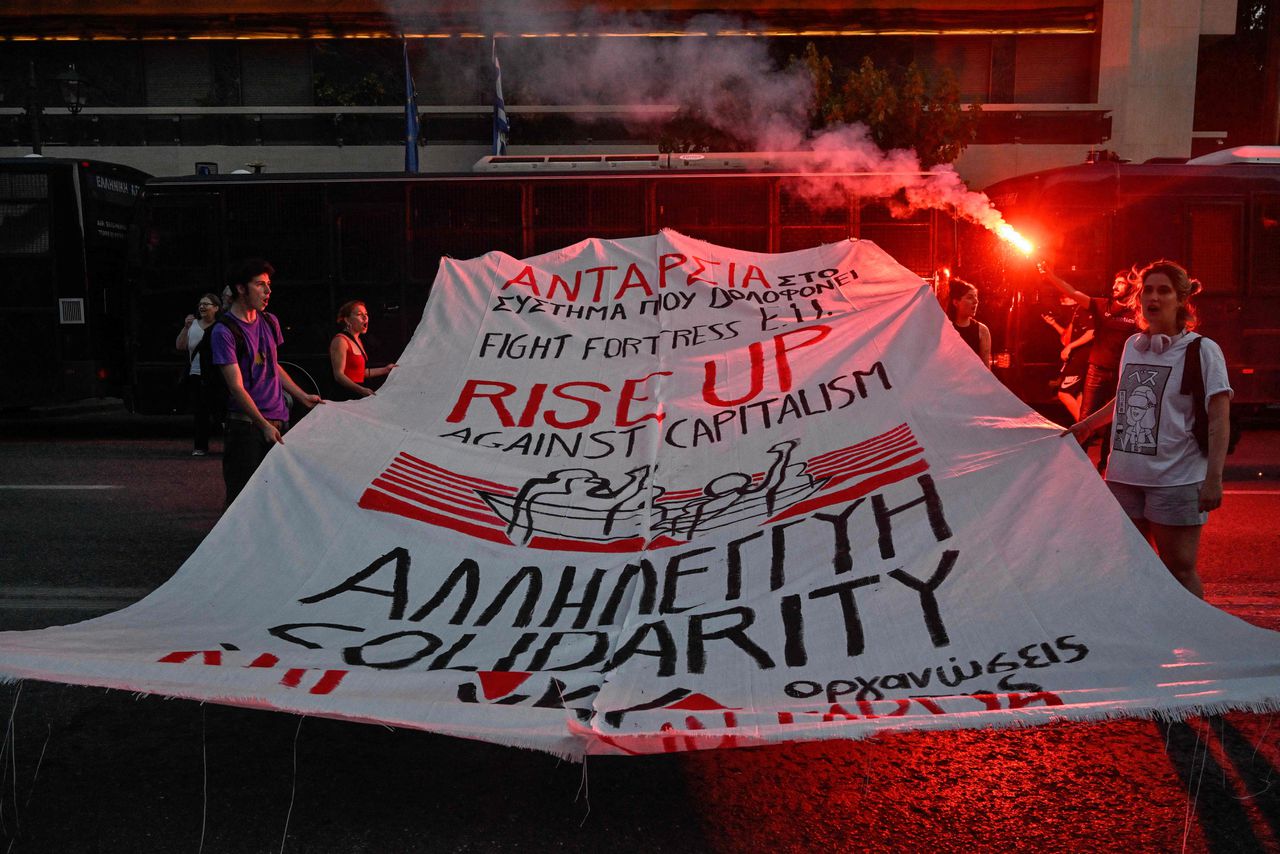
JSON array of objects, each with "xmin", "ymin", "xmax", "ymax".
[
  {"xmin": 493, "ymin": 39, "xmax": 509, "ymax": 156},
  {"xmin": 403, "ymin": 40, "xmax": 420, "ymax": 173}
]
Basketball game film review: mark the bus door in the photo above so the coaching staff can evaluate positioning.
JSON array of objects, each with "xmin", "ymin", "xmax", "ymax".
[
  {"xmin": 0, "ymin": 165, "xmax": 59, "ymax": 406},
  {"xmin": 1242, "ymin": 192, "xmax": 1280, "ymax": 405},
  {"xmin": 132, "ymin": 191, "xmax": 221, "ymax": 414},
  {"xmin": 1181, "ymin": 200, "xmax": 1246, "ymax": 397}
]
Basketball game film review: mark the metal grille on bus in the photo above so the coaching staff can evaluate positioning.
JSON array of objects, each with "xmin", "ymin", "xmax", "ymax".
[
  {"xmin": 409, "ymin": 183, "xmax": 522, "ymax": 281},
  {"xmin": 225, "ymin": 186, "xmax": 327, "ymax": 281},
  {"xmin": 0, "ymin": 203, "xmax": 50, "ymax": 255},
  {"xmin": 529, "ymin": 183, "xmax": 646, "ymax": 256},
  {"xmin": 0, "ymin": 173, "xmax": 48, "ymax": 200},
  {"xmin": 655, "ymin": 180, "xmax": 769, "ymax": 252}
]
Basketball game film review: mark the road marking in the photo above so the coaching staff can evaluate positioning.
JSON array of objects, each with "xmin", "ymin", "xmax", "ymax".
[
  {"xmin": 0, "ymin": 586, "xmax": 151, "ymax": 612},
  {"xmin": 0, "ymin": 485, "xmax": 122, "ymax": 490}
]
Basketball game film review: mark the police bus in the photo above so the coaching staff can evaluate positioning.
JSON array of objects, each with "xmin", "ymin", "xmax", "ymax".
[
  {"xmin": 979, "ymin": 147, "xmax": 1280, "ymax": 411},
  {"xmin": 0, "ymin": 157, "xmax": 149, "ymax": 408},
  {"xmin": 129, "ymin": 153, "xmax": 961, "ymax": 413}
]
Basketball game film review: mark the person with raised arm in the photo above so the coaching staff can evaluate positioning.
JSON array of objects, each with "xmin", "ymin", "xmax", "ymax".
[{"xmin": 1039, "ymin": 261, "xmax": 1139, "ymax": 471}]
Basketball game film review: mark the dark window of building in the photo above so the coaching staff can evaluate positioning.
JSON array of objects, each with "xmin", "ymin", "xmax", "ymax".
[
  {"xmin": 241, "ymin": 42, "xmax": 314, "ymax": 106},
  {"xmin": 313, "ymin": 42, "xmax": 401, "ymax": 107},
  {"xmin": 919, "ymin": 37, "xmax": 993, "ymax": 101},
  {"xmin": 414, "ymin": 39, "xmax": 490, "ymax": 105},
  {"xmin": 144, "ymin": 44, "xmax": 213, "ymax": 106},
  {"xmin": 1014, "ymin": 35, "xmax": 1093, "ymax": 102}
]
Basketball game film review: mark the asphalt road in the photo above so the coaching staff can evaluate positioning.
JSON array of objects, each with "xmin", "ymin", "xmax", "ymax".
[{"xmin": 1, "ymin": 414, "xmax": 1279, "ymax": 853}]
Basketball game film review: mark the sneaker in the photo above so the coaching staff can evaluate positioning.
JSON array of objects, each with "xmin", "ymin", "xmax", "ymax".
[{"xmin": 192, "ymin": 450, "xmax": 207, "ymax": 456}]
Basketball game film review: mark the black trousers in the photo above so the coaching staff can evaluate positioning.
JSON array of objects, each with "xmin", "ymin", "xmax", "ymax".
[{"xmin": 222, "ymin": 418, "xmax": 285, "ymax": 507}]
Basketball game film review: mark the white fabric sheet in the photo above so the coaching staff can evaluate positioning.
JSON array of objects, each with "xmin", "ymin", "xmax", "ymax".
[{"xmin": 2, "ymin": 231, "xmax": 1278, "ymax": 759}]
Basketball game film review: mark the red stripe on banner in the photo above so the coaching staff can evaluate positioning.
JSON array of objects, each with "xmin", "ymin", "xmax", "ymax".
[
  {"xmin": 379, "ymin": 469, "xmax": 491, "ymax": 512},
  {"xmin": 527, "ymin": 534, "xmax": 650, "ymax": 553},
  {"xmin": 812, "ymin": 449, "xmax": 924, "ymax": 485},
  {"xmin": 479, "ymin": 670, "xmax": 532, "ymax": 700},
  {"xmin": 386, "ymin": 460, "xmax": 496, "ymax": 506},
  {"xmin": 370, "ymin": 478, "xmax": 507, "ymax": 527},
  {"xmin": 807, "ymin": 426, "xmax": 913, "ymax": 469},
  {"xmin": 808, "ymin": 440, "xmax": 921, "ymax": 481},
  {"xmin": 358, "ymin": 489, "xmax": 515, "ymax": 545},
  {"xmin": 808, "ymin": 433, "xmax": 916, "ymax": 473},
  {"xmin": 246, "ymin": 653, "xmax": 279, "ymax": 668},
  {"xmin": 280, "ymin": 668, "xmax": 305, "ymax": 688},
  {"xmin": 767, "ymin": 459, "xmax": 930, "ymax": 521},
  {"xmin": 809, "ymin": 435, "xmax": 916, "ymax": 471},
  {"xmin": 398, "ymin": 452, "xmax": 516, "ymax": 494},
  {"xmin": 806, "ymin": 423, "xmax": 910, "ymax": 459},
  {"xmin": 309, "ymin": 670, "xmax": 348, "ymax": 695}
]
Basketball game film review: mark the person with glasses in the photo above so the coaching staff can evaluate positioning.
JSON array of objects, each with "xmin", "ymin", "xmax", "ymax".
[{"xmin": 176, "ymin": 293, "xmax": 221, "ymax": 456}]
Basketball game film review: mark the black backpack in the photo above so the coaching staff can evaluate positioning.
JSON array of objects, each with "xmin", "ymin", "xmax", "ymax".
[
  {"xmin": 199, "ymin": 311, "xmax": 281, "ymax": 408},
  {"xmin": 1180, "ymin": 335, "xmax": 1241, "ymax": 455}
]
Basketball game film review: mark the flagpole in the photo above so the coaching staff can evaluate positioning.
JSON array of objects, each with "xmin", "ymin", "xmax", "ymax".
[
  {"xmin": 403, "ymin": 39, "xmax": 420, "ymax": 173},
  {"xmin": 492, "ymin": 38, "xmax": 508, "ymax": 157}
]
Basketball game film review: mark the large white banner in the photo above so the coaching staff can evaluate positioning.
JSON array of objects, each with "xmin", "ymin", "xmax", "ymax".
[{"xmin": 2, "ymin": 231, "xmax": 1279, "ymax": 758}]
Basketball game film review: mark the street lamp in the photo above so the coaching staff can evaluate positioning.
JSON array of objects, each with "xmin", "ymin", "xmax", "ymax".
[
  {"xmin": 23, "ymin": 61, "xmax": 90, "ymax": 154},
  {"xmin": 56, "ymin": 65, "xmax": 87, "ymax": 115}
]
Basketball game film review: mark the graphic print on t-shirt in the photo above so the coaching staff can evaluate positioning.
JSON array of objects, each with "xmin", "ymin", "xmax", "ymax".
[{"xmin": 1114, "ymin": 363, "xmax": 1171, "ymax": 456}]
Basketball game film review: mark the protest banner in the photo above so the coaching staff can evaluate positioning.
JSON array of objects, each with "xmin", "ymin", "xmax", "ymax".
[{"xmin": 2, "ymin": 231, "xmax": 1278, "ymax": 758}]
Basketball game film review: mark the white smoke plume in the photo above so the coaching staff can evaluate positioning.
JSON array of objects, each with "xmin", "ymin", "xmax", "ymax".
[{"xmin": 403, "ymin": 6, "xmax": 1024, "ymax": 245}]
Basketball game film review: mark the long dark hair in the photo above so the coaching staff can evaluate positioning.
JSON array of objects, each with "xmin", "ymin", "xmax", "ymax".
[{"xmin": 946, "ymin": 279, "xmax": 977, "ymax": 321}]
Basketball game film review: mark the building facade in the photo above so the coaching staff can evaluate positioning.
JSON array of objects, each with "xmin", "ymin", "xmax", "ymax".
[{"xmin": 0, "ymin": 1, "xmax": 1241, "ymax": 188}]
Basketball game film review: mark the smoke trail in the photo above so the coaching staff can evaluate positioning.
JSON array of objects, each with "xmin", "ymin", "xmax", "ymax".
[{"xmin": 401, "ymin": 6, "xmax": 1022, "ymax": 242}]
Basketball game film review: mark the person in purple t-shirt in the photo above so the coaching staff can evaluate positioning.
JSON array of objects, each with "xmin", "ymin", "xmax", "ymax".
[{"xmin": 212, "ymin": 259, "xmax": 322, "ymax": 506}]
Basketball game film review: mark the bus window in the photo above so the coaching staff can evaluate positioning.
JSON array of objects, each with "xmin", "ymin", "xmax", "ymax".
[
  {"xmin": 1251, "ymin": 194, "xmax": 1280, "ymax": 294},
  {"xmin": 655, "ymin": 179, "xmax": 769, "ymax": 252},
  {"xmin": 778, "ymin": 181, "xmax": 852, "ymax": 252},
  {"xmin": 409, "ymin": 182, "xmax": 522, "ymax": 280},
  {"xmin": 144, "ymin": 199, "xmax": 217, "ymax": 275},
  {"xmin": 859, "ymin": 203, "xmax": 932, "ymax": 276},
  {"xmin": 335, "ymin": 203, "xmax": 404, "ymax": 285},
  {"xmin": 1186, "ymin": 203, "xmax": 1242, "ymax": 294},
  {"xmin": 529, "ymin": 182, "xmax": 646, "ymax": 256},
  {"xmin": 225, "ymin": 186, "xmax": 328, "ymax": 282}
]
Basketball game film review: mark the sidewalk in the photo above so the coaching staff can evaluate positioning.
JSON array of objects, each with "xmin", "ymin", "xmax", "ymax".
[{"xmin": 1224, "ymin": 425, "xmax": 1280, "ymax": 480}]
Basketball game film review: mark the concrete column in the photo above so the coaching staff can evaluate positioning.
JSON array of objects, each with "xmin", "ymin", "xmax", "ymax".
[{"xmin": 1099, "ymin": 0, "xmax": 1210, "ymax": 162}]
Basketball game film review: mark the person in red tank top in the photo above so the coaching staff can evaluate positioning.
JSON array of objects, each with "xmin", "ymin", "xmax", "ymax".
[{"xmin": 329, "ymin": 301, "xmax": 398, "ymax": 400}]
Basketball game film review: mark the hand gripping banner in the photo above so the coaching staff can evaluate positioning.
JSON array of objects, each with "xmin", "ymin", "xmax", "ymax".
[{"xmin": 2, "ymin": 231, "xmax": 1279, "ymax": 758}]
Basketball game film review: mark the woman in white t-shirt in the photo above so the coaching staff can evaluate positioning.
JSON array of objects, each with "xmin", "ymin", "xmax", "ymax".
[
  {"xmin": 1063, "ymin": 260, "xmax": 1232, "ymax": 598},
  {"xmin": 176, "ymin": 293, "xmax": 221, "ymax": 456}
]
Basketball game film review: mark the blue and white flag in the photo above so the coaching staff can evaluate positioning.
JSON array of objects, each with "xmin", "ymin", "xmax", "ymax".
[
  {"xmin": 493, "ymin": 39, "xmax": 509, "ymax": 156},
  {"xmin": 403, "ymin": 40, "xmax": 420, "ymax": 173}
]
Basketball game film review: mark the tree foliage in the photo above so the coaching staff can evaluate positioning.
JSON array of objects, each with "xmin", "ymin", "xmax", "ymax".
[{"xmin": 796, "ymin": 43, "xmax": 980, "ymax": 167}]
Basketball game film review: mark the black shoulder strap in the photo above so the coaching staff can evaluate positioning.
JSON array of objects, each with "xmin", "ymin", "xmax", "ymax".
[
  {"xmin": 215, "ymin": 315, "xmax": 250, "ymax": 364},
  {"xmin": 262, "ymin": 311, "xmax": 281, "ymax": 339},
  {"xmin": 1181, "ymin": 335, "xmax": 1209, "ymax": 453},
  {"xmin": 1180, "ymin": 335, "xmax": 1204, "ymax": 398}
]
